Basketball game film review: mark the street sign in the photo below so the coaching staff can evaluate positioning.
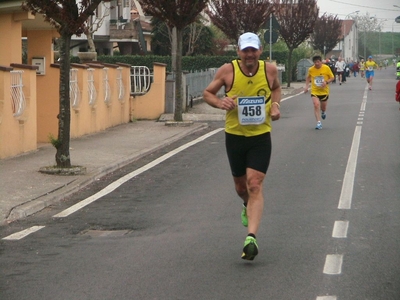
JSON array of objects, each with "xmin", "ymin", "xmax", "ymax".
[
  {"xmin": 264, "ymin": 14, "xmax": 280, "ymax": 44},
  {"xmin": 264, "ymin": 30, "xmax": 279, "ymax": 44}
]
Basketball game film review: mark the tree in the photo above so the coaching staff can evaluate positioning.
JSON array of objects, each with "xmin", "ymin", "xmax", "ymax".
[
  {"xmin": 83, "ymin": 2, "xmax": 112, "ymax": 52},
  {"xmin": 273, "ymin": 0, "xmax": 318, "ymax": 87},
  {"xmin": 23, "ymin": 0, "xmax": 105, "ymax": 168},
  {"xmin": 138, "ymin": 0, "xmax": 208, "ymax": 122},
  {"xmin": 151, "ymin": 17, "xmax": 213, "ymax": 56},
  {"xmin": 310, "ymin": 13, "xmax": 342, "ymax": 56},
  {"xmin": 206, "ymin": 0, "xmax": 274, "ymax": 43},
  {"xmin": 355, "ymin": 13, "xmax": 383, "ymax": 59}
]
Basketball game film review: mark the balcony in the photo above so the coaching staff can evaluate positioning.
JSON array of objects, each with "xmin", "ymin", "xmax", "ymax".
[{"xmin": 109, "ymin": 19, "xmax": 139, "ymax": 41}]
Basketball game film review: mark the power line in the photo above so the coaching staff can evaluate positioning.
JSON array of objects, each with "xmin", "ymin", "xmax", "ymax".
[{"xmin": 326, "ymin": 0, "xmax": 400, "ymax": 12}]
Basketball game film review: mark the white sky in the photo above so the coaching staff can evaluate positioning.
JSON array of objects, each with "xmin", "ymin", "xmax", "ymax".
[{"xmin": 316, "ymin": 0, "xmax": 400, "ymax": 32}]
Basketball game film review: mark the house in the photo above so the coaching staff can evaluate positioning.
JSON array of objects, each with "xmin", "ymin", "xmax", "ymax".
[
  {"xmin": 326, "ymin": 19, "xmax": 359, "ymax": 62},
  {"xmin": 70, "ymin": 0, "xmax": 153, "ymax": 56}
]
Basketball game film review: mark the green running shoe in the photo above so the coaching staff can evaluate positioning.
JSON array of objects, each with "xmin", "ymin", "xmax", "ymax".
[
  {"xmin": 241, "ymin": 236, "xmax": 258, "ymax": 260},
  {"xmin": 241, "ymin": 204, "xmax": 248, "ymax": 227}
]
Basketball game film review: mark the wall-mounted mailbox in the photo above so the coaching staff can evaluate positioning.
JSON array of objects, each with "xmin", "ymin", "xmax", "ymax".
[{"xmin": 32, "ymin": 57, "xmax": 45, "ymax": 75}]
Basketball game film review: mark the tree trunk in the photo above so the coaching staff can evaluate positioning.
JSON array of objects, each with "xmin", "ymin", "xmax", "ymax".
[
  {"xmin": 87, "ymin": 31, "xmax": 96, "ymax": 52},
  {"xmin": 55, "ymin": 34, "xmax": 72, "ymax": 168},
  {"xmin": 287, "ymin": 48, "xmax": 293, "ymax": 88},
  {"xmin": 171, "ymin": 27, "xmax": 177, "ymax": 73},
  {"xmin": 173, "ymin": 27, "xmax": 183, "ymax": 122}
]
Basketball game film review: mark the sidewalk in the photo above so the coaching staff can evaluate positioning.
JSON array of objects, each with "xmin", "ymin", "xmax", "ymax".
[{"xmin": 0, "ymin": 82, "xmax": 304, "ymax": 225}]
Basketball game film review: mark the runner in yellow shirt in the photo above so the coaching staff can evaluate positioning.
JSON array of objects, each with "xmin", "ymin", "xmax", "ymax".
[
  {"xmin": 359, "ymin": 59, "xmax": 365, "ymax": 78},
  {"xmin": 304, "ymin": 55, "xmax": 334, "ymax": 129},
  {"xmin": 203, "ymin": 32, "xmax": 281, "ymax": 261},
  {"xmin": 364, "ymin": 56, "xmax": 379, "ymax": 90}
]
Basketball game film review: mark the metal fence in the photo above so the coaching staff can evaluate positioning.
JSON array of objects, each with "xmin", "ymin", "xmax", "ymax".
[
  {"xmin": 88, "ymin": 68, "xmax": 97, "ymax": 106},
  {"xmin": 70, "ymin": 68, "xmax": 80, "ymax": 109},
  {"xmin": 129, "ymin": 67, "xmax": 224, "ymax": 103},
  {"xmin": 103, "ymin": 68, "xmax": 111, "ymax": 105},
  {"xmin": 167, "ymin": 68, "xmax": 224, "ymax": 101},
  {"xmin": 10, "ymin": 70, "xmax": 26, "ymax": 117},
  {"xmin": 130, "ymin": 66, "xmax": 151, "ymax": 96},
  {"xmin": 186, "ymin": 69, "xmax": 218, "ymax": 100}
]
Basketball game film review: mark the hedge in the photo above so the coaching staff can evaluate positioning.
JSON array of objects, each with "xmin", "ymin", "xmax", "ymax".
[{"xmin": 71, "ymin": 49, "xmax": 308, "ymax": 82}]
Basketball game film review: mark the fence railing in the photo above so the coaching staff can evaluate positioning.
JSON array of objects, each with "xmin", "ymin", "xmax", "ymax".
[
  {"xmin": 130, "ymin": 66, "xmax": 151, "ymax": 96},
  {"xmin": 10, "ymin": 70, "xmax": 26, "ymax": 117},
  {"xmin": 70, "ymin": 68, "xmax": 80, "ymax": 109},
  {"xmin": 103, "ymin": 68, "xmax": 111, "ymax": 105},
  {"xmin": 185, "ymin": 69, "xmax": 221, "ymax": 100},
  {"xmin": 166, "ymin": 69, "xmax": 224, "ymax": 105},
  {"xmin": 117, "ymin": 67, "xmax": 125, "ymax": 101},
  {"xmin": 87, "ymin": 68, "xmax": 97, "ymax": 106}
]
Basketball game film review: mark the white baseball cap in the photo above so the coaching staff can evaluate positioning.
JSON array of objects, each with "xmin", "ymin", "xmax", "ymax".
[{"xmin": 238, "ymin": 32, "xmax": 261, "ymax": 50}]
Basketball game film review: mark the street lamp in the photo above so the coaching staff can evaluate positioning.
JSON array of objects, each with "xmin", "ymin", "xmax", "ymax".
[
  {"xmin": 343, "ymin": 10, "xmax": 359, "ymax": 61},
  {"xmin": 393, "ymin": 21, "xmax": 396, "ymax": 57},
  {"xmin": 364, "ymin": 17, "xmax": 375, "ymax": 60},
  {"xmin": 378, "ymin": 19, "xmax": 388, "ymax": 58}
]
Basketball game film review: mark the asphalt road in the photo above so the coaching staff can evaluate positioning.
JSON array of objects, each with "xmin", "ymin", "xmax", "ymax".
[{"xmin": 1, "ymin": 67, "xmax": 399, "ymax": 300}]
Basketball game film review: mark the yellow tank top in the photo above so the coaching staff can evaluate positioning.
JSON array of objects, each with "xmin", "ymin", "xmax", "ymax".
[
  {"xmin": 364, "ymin": 61, "xmax": 377, "ymax": 71},
  {"xmin": 308, "ymin": 64, "xmax": 333, "ymax": 96},
  {"xmin": 225, "ymin": 60, "xmax": 272, "ymax": 136}
]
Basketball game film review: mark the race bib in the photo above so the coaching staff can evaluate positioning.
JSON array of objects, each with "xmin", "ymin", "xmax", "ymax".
[
  {"xmin": 237, "ymin": 96, "xmax": 266, "ymax": 125},
  {"xmin": 314, "ymin": 76, "xmax": 324, "ymax": 87},
  {"xmin": 368, "ymin": 66, "xmax": 373, "ymax": 71}
]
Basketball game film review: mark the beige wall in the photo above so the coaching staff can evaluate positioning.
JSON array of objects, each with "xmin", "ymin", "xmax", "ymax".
[
  {"xmin": 0, "ymin": 12, "xmax": 26, "ymax": 65},
  {"xmin": 26, "ymin": 30, "xmax": 59, "ymax": 142},
  {"xmin": 130, "ymin": 63, "xmax": 166, "ymax": 120},
  {"xmin": 0, "ymin": 10, "xmax": 167, "ymax": 159},
  {"xmin": 0, "ymin": 66, "xmax": 37, "ymax": 159}
]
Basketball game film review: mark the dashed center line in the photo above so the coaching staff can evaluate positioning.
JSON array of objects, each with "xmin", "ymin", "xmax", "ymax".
[
  {"xmin": 337, "ymin": 125, "xmax": 362, "ymax": 210},
  {"xmin": 323, "ymin": 254, "xmax": 343, "ymax": 275},
  {"xmin": 332, "ymin": 220, "xmax": 349, "ymax": 238},
  {"xmin": 318, "ymin": 84, "xmax": 369, "ymax": 299},
  {"xmin": 317, "ymin": 296, "xmax": 337, "ymax": 300}
]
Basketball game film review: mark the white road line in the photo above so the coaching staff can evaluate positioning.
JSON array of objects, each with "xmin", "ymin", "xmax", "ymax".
[
  {"xmin": 361, "ymin": 87, "xmax": 368, "ymax": 111},
  {"xmin": 332, "ymin": 220, "xmax": 349, "ymax": 238},
  {"xmin": 323, "ymin": 254, "xmax": 343, "ymax": 275},
  {"xmin": 338, "ymin": 126, "xmax": 362, "ymax": 209},
  {"xmin": 2, "ymin": 226, "xmax": 45, "ymax": 240},
  {"xmin": 281, "ymin": 90, "xmax": 305, "ymax": 101},
  {"xmin": 316, "ymin": 296, "xmax": 337, "ymax": 300},
  {"xmin": 53, "ymin": 128, "xmax": 224, "ymax": 218}
]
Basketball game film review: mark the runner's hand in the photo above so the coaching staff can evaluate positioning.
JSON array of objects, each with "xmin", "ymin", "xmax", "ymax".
[
  {"xmin": 270, "ymin": 105, "xmax": 280, "ymax": 121},
  {"xmin": 220, "ymin": 95, "xmax": 237, "ymax": 111}
]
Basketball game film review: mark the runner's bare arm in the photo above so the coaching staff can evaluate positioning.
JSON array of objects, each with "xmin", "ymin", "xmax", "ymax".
[
  {"xmin": 266, "ymin": 63, "xmax": 281, "ymax": 121},
  {"xmin": 203, "ymin": 63, "xmax": 236, "ymax": 111}
]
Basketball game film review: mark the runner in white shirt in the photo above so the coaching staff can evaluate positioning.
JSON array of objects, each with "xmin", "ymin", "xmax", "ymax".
[{"xmin": 335, "ymin": 57, "xmax": 346, "ymax": 85}]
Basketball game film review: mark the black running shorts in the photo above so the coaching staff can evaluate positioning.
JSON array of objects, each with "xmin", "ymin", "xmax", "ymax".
[
  {"xmin": 225, "ymin": 132, "xmax": 272, "ymax": 177},
  {"xmin": 311, "ymin": 94, "xmax": 329, "ymax": 101}
]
